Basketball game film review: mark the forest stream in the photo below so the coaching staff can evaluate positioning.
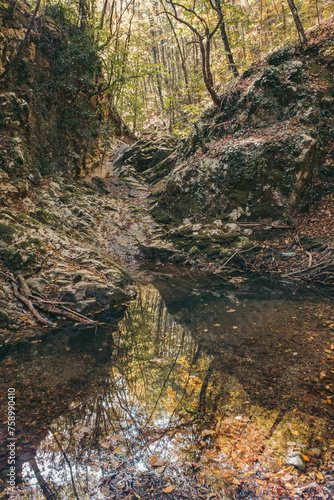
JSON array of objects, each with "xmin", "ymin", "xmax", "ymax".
[
  {"xmin": 1, "ymin": 1, "xmax": 334, "ymax": 499},
  {"xmin": 0, "ymin": 267, "xmax": 333, "ymax": 500}
]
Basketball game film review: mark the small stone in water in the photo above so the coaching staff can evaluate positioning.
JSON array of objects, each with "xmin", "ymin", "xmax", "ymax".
[
  {"xmin": 310, "ymin": 447, "xmax": 322, "ymax": 456},
  {"xmin": 101, "ymin": 485, "xmax": 111, "ymax": 496},
  {"xmin": 286, "ymin": 452, "xmax": 306, "ymax": 471}
]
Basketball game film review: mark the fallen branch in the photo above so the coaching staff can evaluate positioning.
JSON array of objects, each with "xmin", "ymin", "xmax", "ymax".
[
  {"xmin": 11, "ymin": 280, "xmax": 53, "ymax": 327},
  {"xmin": 33, "ymin": 302, "xmax": 97, "ymax": 324},
  {"xmin": 60, "ymin": 305, "xmax": 96, "ymax": 323},
  {"xmin": 282, "ymin": 258, "xmax": 334, "ymax": 277},
  {"xmin": 0, "ymin": 269, "xmax": 18, "ymax": 283},
  {"xmin": 17, "ymin": 273, "xmax": 32, "ymax": 297},
  {"xmin": 30, "ymin": 295, "xmax": 76, "ymax": 306},
  {"xmin": 237, "ymin": 222, "xmax": 293, "ymax": 229},
  {"xmin": 220, "ymin": 250, "xmax": 239, "ymax": 269}
]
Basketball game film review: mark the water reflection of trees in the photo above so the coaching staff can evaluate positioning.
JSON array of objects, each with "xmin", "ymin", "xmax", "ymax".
[{"xmin": 1, "ymin": 279, "xmax": 333, "ymax": 499}]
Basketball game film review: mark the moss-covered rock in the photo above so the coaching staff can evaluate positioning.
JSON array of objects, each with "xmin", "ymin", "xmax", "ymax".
[
  {"xmin": 152, "ymin": 23, "xmax": 334, "ymax": 226},
  {"xmin": 0, "ymin": 222, "xmax": 24, "ymax": 243}
]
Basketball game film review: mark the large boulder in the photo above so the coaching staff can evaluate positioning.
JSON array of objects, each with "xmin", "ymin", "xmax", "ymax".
[{"xmin": 152, "ymin": 24, "xmax": 334, "ymax": 225}]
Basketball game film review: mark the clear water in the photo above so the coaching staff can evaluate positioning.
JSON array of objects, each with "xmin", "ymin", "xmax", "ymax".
[{"xmin": 0, "ymin": 268, "xmax": 333, "ymax": 499}]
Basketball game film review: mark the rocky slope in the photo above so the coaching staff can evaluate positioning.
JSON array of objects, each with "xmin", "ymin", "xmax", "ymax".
[
  {"xmin": 1, "ymin": 15, "xmax": 334, "ymax": 347},
  {"xmin": 125, "ymin": 18, "xmax": 332, "ymax": 272},
  {"xmin": 103, "ymin": 19, "xmax": 334, "ymax": 285},
  {"xmin": 0, "ymin": 1, "xmax": 126, "ymax": 199},
  {"xmin": 152, "ymin": 19, "xmax": 334, "ymax": 227},
  {"xmin": 0, "ymin": 161, "xmax": 178, "ymax": 345}
]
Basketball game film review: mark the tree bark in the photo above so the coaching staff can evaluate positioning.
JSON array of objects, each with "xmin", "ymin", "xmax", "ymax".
[
  {"xmin": 214, "ymin": 0, "xmax": 238, "ymax": 77},
  {"xmin": 286, "ymin": 0, "xmax": 307, "ymax": 46}
]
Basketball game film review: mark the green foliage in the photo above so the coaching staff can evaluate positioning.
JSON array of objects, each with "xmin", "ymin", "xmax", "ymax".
[
  {"xmin": 13, "ymin": 0, "xmax": 112, "ymax": 177},
  {"xmin": 3, "ymin": 0, "xmax": 332, "ymax": 143}
]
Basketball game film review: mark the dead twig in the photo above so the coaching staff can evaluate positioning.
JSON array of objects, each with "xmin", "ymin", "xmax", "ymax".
[
  {"xmin": 306, "ymin": 251, "xmax": 313, "ymax": 268},
  {"xmin": 33, "ymin": 302, "xmax": 97, "ymax": 325},
  {"xmin": 60, "ymin": 305, "xmax": 96, "ymax": 323},
  {"xmin": 10, "ymin": 278, "xmax": 53, "ymax": 327}
]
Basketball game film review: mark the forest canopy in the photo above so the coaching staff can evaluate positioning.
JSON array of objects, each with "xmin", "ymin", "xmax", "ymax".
[{"xmin": 3, "ymin": 0, "xmax": 334, "ymax": 135}]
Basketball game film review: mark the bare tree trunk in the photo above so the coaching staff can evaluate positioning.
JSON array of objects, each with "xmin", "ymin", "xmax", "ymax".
[
  {"xmin": 286, "ymin": 0, "xmax": 307, "ymax": 46},
  {"xmin": 150, "ymin": 12, "xmax": 165, "ymax": 111},
  {"xmin": 164, "ymin": 11, "xmax": 192, "ymax": 104},
  {"xmin": 215, "ymin": 0, "xmax": 239, "ymax": 77},
  {"xmin": 199, "ymin": 37, "xmax": 220, "ymax": 106},
  {"xmin": 161, "ymin": 0, "xmax": 222, "ymax": 106},
  {"xmin": 315, "ymin": 0, "xmax": 320, "ymax": 26},
  {"xmin": 282, "ymin": 2, "xmax": 286, "ymax": 32}
]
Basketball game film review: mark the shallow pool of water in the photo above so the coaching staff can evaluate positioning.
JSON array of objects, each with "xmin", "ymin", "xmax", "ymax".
[{"xmin": 0, "ymin": 268, "xmax": 333, "ymax": 499}]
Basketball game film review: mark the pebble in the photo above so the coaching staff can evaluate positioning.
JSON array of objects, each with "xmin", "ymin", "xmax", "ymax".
[
  {"xmin": 100, "ymin": 486, "xmax": 111, "ymax": 496},
  {"xmin": 310, "ymin": 447, "xmax": 322, "ymax": 456},
  {"xmin": 286, "ymin": 452, "xmax": 306, "ymax": 471}
]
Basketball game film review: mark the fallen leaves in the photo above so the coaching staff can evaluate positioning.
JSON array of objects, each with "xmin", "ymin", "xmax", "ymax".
[
  {"xmin": 201, "ymin": 429, "xmax": 215, "ymax": 437},
  {"xmin": 149, "ymin": 456, "xmax": 165, "ymax": 468},
  {"xmin": 114, "ymin": 445, "xmax": 126, "ymax": 455},
  {"xmin": 162, "ymin": 485, "xmax": 175, "ymax": 493}
]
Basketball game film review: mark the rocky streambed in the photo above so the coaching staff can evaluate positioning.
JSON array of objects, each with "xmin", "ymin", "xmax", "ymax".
[
  {"xmin": 1, "ymin": 139, "xmax": 334, "ymax": 350},
  {"xmin": 1, "ymin": 18, "xmax": 334, "ymax": 348},
  {"xmin": 0, "ymin": 160, "xmax": 173, "ymax": 346}
]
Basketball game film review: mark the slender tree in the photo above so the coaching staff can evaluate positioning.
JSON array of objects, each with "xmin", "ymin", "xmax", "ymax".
[
  {"xmin": 214, "ymin": 0, "xmax": 239, "ymax": 77},
  {"xmin": 161, "ymin": 0, "xmax": 223, "ymax": 106},
  {"xmin": 286, "ymin": 0, "xmax": 307, "ymax": 45}
]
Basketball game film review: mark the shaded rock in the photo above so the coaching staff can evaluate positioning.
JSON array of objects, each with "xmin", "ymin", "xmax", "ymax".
[
  {"xmin": 58, "ymin": 286, "xmax": 76, "ymax": 303},
  {"xmin": 0, "ymin": 309, "xmax": 9, "ymax": 328},
  {"xmin": 73, "ymin": 282, "xmax": 96, "ymax": 301},
  {"xmin": 26, "ymin": 277, "xmax": 48, "ymax": 294},
  {"xmin": 75, "ymin": 300, "xmax": 98, "ymax": 314},
  {"xmin": 112, "ymin": 137, "xmax": 177, "ymax": 185}
]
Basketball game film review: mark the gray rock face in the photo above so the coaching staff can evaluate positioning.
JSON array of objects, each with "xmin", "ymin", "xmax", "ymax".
[
  {"xmin": 152, "ymin": 46, "xmax": 334, "ymax": 225},
  {"xmin": 112, "ymin": 137, "xmax": 176, "ymax": 185},
  {"xmin": 153, "ymin": 127, "xmax": 319, "ymax": 224},
  {"xmin": 286, "ymin": 452, "xmax": 306, "ymax": 471},
  {"xmin": 26, "ymin": 277, "xmax": 48, "ymax": 294}
]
